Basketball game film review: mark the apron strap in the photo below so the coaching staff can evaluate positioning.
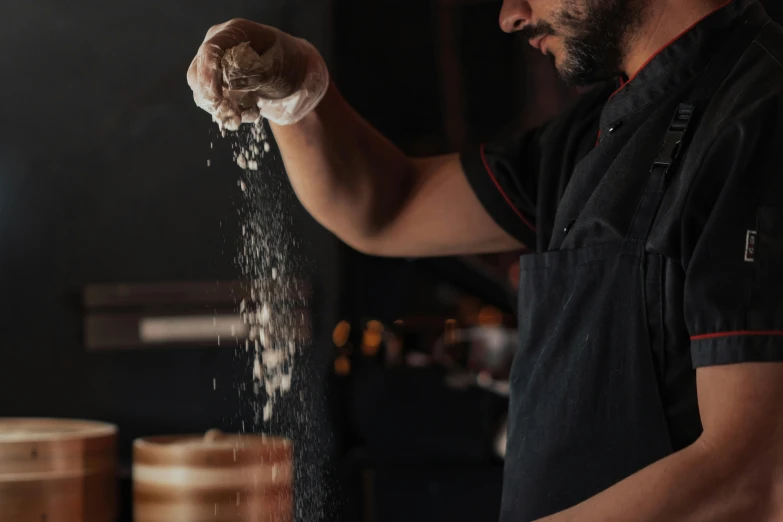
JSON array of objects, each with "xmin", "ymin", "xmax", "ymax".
[{"xmin": 626, "ymin": 1, "xmax": 769, "ymax": 241}]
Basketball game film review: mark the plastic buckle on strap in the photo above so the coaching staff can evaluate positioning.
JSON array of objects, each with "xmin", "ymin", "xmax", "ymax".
[{"xmin": 652, "ymin": 103, "xmax": 695, "ymax": 173}]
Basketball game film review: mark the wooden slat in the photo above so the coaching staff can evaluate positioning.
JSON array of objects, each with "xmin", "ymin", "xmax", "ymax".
[
  {"xmin": 84, "ymin": 311, "xmax": 311, "ymax": 351},
  {"xmin": 0, "ymin": 419, "xmax": 117, "ymax": 522},
  {"xmin": 83, "ymin": 281, "xmax": 312, "ymax": 351},
  {"xmin": 84, "ymin": 280, "xmax": 310, "ymax": 310}
]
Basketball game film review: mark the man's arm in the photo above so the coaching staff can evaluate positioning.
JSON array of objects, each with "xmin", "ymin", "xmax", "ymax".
[
  {"xmin": 536, "ymin": 363, "xmax": 783, "ymax": 522},
  {"xmin": 187, "ymin": 19, "xmax": 524, "ymax": 257},
  {"xmin": 271, "ymin": 82, "xmax": 523, "ymax": 257}
]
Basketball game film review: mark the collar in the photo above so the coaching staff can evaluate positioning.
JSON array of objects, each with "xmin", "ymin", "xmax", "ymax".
[{"xmin": 598, "ymin": 0, "xmax": 764, "ymax": 132}]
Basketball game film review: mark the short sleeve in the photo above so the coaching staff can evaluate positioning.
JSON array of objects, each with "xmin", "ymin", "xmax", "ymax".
[
  {"xmin": 459, "ymin": 127, "xmax": 544, "ymax": 248},
  {"xmin": 684, "ymin": 96, "xmax": 783, "ymax": 367},
  {"xmin": 459, "ymin": 84, "xmax": 611, "ymax": 250}
]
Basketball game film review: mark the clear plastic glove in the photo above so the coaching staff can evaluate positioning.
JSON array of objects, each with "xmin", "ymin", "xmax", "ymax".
[{"xmin": 186, "ymin": 19, "xmax": 329, "ymax": 130}]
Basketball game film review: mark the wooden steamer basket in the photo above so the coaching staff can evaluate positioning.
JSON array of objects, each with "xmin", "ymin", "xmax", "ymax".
[
  {"xmin": 133, "ymin": 430, "xmax": 293, "ymax": 522},
  {"xmin": 0, "ymin": 418, "xmax": 118, "ymax": 522}
]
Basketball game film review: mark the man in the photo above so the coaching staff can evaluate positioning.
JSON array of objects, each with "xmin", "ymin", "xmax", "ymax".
[{"xmin": 187, "ymin": 0, "xmax": 783, "ymax": 520}]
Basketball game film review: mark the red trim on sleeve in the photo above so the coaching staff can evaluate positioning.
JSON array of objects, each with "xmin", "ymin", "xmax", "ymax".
[
  {"xmin": 479, "ymin": 143, "xmax": 537, "ymax": 233},
  {"xmin": 691, "ymin": 330, "xmax": 783, "ymax": 341},
  {"xmin": 609, "ymin": 0, "xmax": 734, "ymax": 99}
]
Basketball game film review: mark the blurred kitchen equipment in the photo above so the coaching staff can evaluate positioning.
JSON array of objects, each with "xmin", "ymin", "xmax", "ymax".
[
  {"xmin": 432, "ymin": 325, "xmax": 518, "ymax": 396},
  {"xmin": 493, "ymin": 414, "xmax": 508, "ymax": 460},
  {"xmin": 83, "ymin": 281, "xmax": 310, "ymax": 351},
  {"xmin": 0, "ymin": 418, "xmax": 117, "ymax": 522},
  {"xmin": 133, "ymin": 429, "xmax": 293, "ymax": 522}
]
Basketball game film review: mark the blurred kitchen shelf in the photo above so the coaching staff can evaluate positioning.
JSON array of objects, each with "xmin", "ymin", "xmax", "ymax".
[{"xmin": 83, "ymin": 281, "xmax": 311, "ymax": 351}]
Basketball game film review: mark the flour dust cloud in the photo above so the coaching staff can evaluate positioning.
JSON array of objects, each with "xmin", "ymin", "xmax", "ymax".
[{"xmin": 222, "ymin": 119, "xmax": 335, "ymax": 521}]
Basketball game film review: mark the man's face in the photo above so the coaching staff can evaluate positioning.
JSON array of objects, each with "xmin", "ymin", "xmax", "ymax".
[{"xmin": 501, "ymin": 0, "xmax": 647, "ymax": 85}]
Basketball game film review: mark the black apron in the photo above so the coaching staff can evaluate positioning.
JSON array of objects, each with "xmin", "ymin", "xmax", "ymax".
[{"xmin": 501, "ymin": 8, "xmax": 766, "ymax": 521}]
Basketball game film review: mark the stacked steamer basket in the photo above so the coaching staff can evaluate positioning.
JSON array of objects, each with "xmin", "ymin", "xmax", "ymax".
[
  {"xmin": 133, "ymin": 429, "xmax": 293, "ymax": 522},
  {"xmin": 0, "ymin": 418, "xmax": 118, "ymax": 522}
]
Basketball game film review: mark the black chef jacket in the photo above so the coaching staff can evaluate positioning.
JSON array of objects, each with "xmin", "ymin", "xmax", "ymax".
[{"xmin": 460, "ymin": 0, "xmax": 783, "ymax": 517}]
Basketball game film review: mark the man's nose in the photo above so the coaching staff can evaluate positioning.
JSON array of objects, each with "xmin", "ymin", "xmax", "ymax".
[{"xmin": 499, "ymin": 0, "xmax": 532, "ymax": 33}]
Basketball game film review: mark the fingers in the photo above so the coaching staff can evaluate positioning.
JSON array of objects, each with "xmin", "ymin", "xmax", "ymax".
[
  {"xmin": 186, "ymin": 53, "xmax": 200, "ymax": 92},
  {"xmin": 187, "ymin": 19, "xmax": 294, "ymax": 123},
  {"xmin": 203, "ymin": 23, "xmax": 250, "ymax": 54},
  {"xmin": 203, "ymin": 19, "xmax": 249, "ymax": 44},
  {"xmin": 210, "ymin": 19, "xmax": 279, "ymax": 59},
  {"xmin": 203, "ymin": 21, "xmax": 229, "ymax": 43},
  {"xmin": 194, "ymin": 42, "xmax": 225, "ymax": 112},
  {"xmin": 189, "ymin": 20, "xmax": 253, "ymax": 114},
  {"xmin": 241, "ymin": 107, "xmax": 261, "ymax": 123},
  {"xmin": 239, "ymin": 92, "xmax": 261, "ymax": 124},
  {"xmin": 214, "ymin": 100, "xmax": 242, "ymax": 131}
]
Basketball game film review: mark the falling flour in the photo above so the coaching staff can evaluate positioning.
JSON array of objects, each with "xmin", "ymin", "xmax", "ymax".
[
  {"xmin": 213, "ymin": 43, "xmax": 333, "ymax": 522},
  {"xmin": 228, "ymin": 118, "xmax": 307, "ymax": 424}
]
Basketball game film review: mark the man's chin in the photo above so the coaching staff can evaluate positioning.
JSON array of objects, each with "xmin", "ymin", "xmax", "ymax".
[
  {"xmin": 562, "ymin": 75, "xmax": 599, "ymax": 88},
  {"xmin": 549, "ymin": 55, "xmax": 582, "ymax": 86},
  {"xmin": 556, "ymin": 64, "xmax": 615, "ymax": 87},
  {"xmin": 556, "ymin": 68, "xmax": 592, "ymax": 87}
]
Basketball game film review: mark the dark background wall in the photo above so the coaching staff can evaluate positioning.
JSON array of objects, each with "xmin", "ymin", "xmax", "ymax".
[
  {"xmin": 3, "ymin": 1, "xmax": 779, "ymax": 521},
  {"xmin": 0, "ymin": 1, "xmax": 520, "ymax": 519},
  {"xmin": 0, "ymin": 0, "xmax": 342, "ymax": 520}
]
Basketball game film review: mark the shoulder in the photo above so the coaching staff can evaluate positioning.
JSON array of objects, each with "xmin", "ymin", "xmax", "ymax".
[
  {"xmin": 479, "ymin": 82, "xmax": 612, "ymax": 168},
  {"xmin": 683, "ymin": 21, "xmax": 783, "ymax": 189},
  {"xmin": 484, "ymin": 82, "xmax": 613, "ymax": 149},
  {"xmin": 675, "ymin": 26, "xmax": 783, "ymax": 253},
  {"xmin": 754, "ymin": 18, "xmax": 783, "ymax": 71},
  {"xmin": 536, "ymin": 83, "xmax": 614, "ymax": 145},
  {"xmin": 704, "ymin": 20, "xmax": 783, "ymax": 132},
  {"xmin": 476, "ymin": 82, "xmax": 612, "ymax": 169},
  {"xmin": 670, "ymin": 28, "xmax": 783, "ymax": 262}
]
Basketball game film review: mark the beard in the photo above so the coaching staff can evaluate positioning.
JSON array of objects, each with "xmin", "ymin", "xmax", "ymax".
[{"xmin": 520, "ymin": 0, "xmax": 647, "ymax": 86}]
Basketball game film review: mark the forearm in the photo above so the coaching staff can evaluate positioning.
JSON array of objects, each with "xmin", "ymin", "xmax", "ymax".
[
  {"xmin": 188, "ymin": 20, "xmax": 517, "ymax": 256},
  {"xmin": 537, "ymin": 438, "xmax": 775, "ymax": 522},
  {"xmin": 269, "ymin": 81, "xmax": 416, "ymax": 250}
]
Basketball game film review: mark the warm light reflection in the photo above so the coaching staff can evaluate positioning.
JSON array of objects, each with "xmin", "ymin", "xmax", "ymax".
[
  {"xmin": 385, "ymin": 334, "xmax": 403, "ymax": 366},
  {"xmin": 366, "ymin": 320, "xmax": 384, "ymax": 333},
  {"xmin": 458, "ymin": 297, "xmax": 481, "ymax": 324},
  {"xmin": 444, "ymin": 318, "xmax": 458, "ymax": 345},
  {"xmin": 478, "ymin": 306, "xmax": 503, "ymax": 326},
  {"xmin": 508, "ymin": 260, "xmax": 520, "ymax": 289},
  {"xmin": 332, "ymin": 320, "xmax": 351, "ymax": 347},
  {"xmin": 334, "ymin": 355, "xmax": 351, "ymax": 376},
  {"xmin": 362, "ymin": 320, "xmax": 384, "ymax": 356}
]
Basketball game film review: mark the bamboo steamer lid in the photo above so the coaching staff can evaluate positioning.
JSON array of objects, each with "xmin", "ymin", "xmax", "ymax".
[
  {"xmin": 0, "ymin": 418, "xmax": 118, "ymax": 522},
  {"xmin": 133, "ymin": 429, "xmax": 293, "ymax": 522}
]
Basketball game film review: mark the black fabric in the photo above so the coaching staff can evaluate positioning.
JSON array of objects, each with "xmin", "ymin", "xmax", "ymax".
[
  {"xmin": 684, "ymin": 96, "xmax": 783, "ymax": 366},
  {"xmin": 460, "ymin": 86, "xmax": 609, "ymax": 252},
  {"xmin": 505, "ymin": 242, "xmax": 674, "ymax": 520},
  {"xmin": 762, "ymin": 0, "xmax": 783, "ymax": 24},
  {"xmin": 460, "ymin": 0, "xmax": 783, "ymax": 515},
  {"xmin": 502, "ymin": 14, "xmax": 767, "ymax": 518}
]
